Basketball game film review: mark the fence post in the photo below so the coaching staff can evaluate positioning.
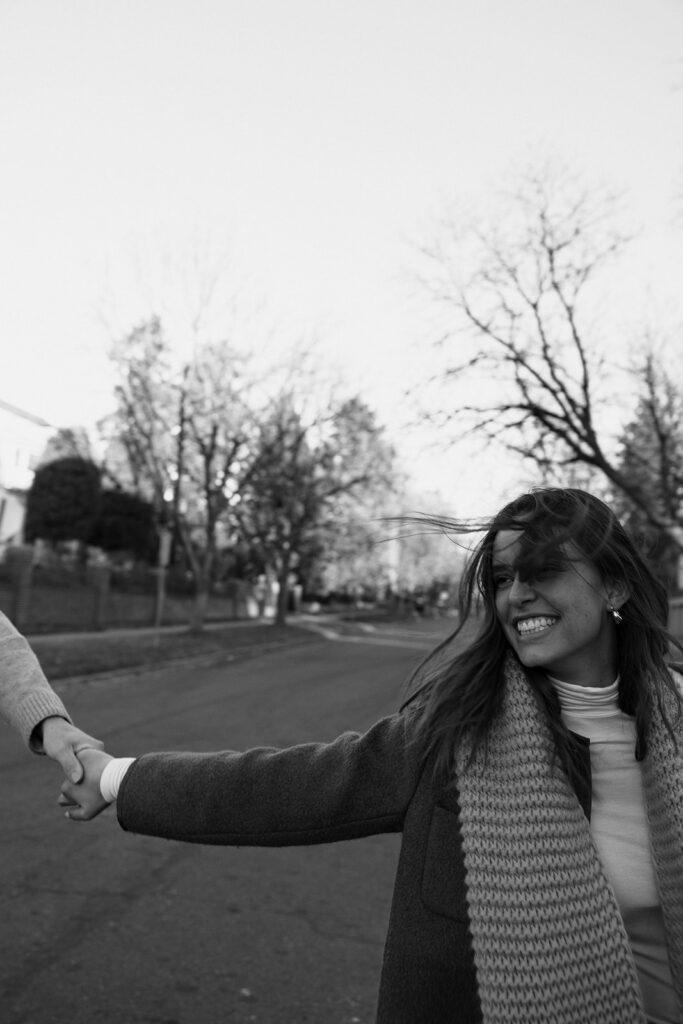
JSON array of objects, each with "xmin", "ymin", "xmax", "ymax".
[
  {"xmin": 154, "ymin": 528, "xmax": 172, "ymax": 640},
  {"xmin": 87, "ymin": 565, "xmax": 111, "ymax": 630},
  {"xmin": 7, "ymin": 545, "xmax": 34, "ymax": 629}
]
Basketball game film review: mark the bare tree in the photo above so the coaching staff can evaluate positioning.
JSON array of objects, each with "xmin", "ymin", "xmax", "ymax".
[
  {"xmin": 418, "ymin": 166, "xmax": 683, "ymax": 546},
  {"xmin": 613, "ymin": 352, "xmax": 683, "ymax": 588},
  {"xmin": 102, "ymin": 317, "xmax": 253, "ymax": 629},
  {"xmin": 172, "ymin": 341, "xmax": 254, "ymax": 627},
  {"xmin": 234, "ymin": 392, "xmax": 397, "ymax": 625},
  {"xmin": 101, "ymin": 317, "xmax": 175, "ymax": 502},
  {"xmin": 37, "ymin": 427, "xmax": 95, "ymax": 467},
  {"xmin": 620, "ymin": 354, "xmax": 683, "ymax": 523}
]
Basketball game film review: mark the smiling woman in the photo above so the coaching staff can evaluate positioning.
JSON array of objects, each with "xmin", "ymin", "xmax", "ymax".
[
  {"xmin": 410, "ymin": 488, "xmax": 680, "ymax": 772},
  {"xmin": 403, "ymin": 488, "xmax": 683, "ymax": 1021},
  {"xmin": 59, "ymin": 488, "xmax": 683, "ymax": 1024},
  {"xmin": 492, "ymin": 530, "xmax": 626, "ymax": 686}
]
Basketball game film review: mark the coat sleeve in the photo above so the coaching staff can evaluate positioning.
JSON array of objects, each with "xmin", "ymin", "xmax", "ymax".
[
  {"xmin": 117, "ymin": 709, "xmax": 425, "ymax": 847},
  {"xmin": 0, "ymin": 611, "xmax": 70, "ymax": 749}
]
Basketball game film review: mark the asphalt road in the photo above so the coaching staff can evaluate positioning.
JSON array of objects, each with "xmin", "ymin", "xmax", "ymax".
[{"xmin": 1, "ymin": 618, "xmax": 451, "ymax": 1024}]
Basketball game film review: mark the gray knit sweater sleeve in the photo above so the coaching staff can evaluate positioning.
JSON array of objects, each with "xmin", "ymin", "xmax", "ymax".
[{"xmin": 0, "ymin": 611, "xmax": 70, "ymax": 750}]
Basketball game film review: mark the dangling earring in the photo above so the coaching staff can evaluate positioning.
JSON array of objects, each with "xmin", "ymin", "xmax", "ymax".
[{"xmin": 608, "ymin": 604, "xmax": 623, "ymax": 625}]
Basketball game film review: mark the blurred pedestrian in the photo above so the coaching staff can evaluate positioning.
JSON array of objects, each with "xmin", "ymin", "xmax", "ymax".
[
  {"xmin": 1, "ymin": 609, "xmax": 103, "ymax": 782},
  {"xmin": 61, "ymin": 488, "xmax": 683, "ymax": 1023}
]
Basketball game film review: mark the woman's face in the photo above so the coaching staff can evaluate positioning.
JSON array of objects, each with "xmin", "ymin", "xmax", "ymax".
[{"xmin": 492, "ymin": 529, "xmax": 620, "ymax": 687}]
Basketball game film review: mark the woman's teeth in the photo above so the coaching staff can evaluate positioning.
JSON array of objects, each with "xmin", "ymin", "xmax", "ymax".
[{"xmin": 516, "ymin": 616, "xmax": 557, "ymax": 637}]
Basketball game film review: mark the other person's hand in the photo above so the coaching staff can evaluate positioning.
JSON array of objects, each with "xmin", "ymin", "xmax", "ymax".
[{"xmin": 37, "ymin": 717, "xmax": 105, "ymax": 783}]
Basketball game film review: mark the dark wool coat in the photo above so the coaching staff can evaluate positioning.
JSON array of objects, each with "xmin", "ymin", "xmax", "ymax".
[{"xmin": 117, "ymin": 709, "xmax": 592, "ymax": 1024}]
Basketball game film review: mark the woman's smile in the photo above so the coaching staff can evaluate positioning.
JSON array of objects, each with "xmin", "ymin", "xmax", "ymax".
[{"xmin": 514, "ymin": 615, "xmax": 559, "ymax": 638}]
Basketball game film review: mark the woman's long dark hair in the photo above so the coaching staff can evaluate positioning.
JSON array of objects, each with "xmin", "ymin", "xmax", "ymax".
[{"xmin": 402, "ymin": 487, "xmax": 683, "ymax": 785}]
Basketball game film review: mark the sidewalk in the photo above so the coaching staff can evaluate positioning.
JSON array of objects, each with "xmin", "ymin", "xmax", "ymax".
[
  {"xmin": 25, "ymin": 609, "xmax": 382, "ymax": 643},
  {"xmin": 26, "ymin": 614, "xmax": 276, "ymax": 644}
]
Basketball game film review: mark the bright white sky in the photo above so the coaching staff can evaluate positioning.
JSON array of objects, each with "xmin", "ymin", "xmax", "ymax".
[{"xmin": 1, "ymin": 0, "xmax": 682, "ymax": 516}]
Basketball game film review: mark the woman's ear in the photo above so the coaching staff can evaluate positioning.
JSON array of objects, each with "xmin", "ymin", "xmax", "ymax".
[{"xmin": 605, "ymin": 578, "xmax": 630, "ymax": 612}]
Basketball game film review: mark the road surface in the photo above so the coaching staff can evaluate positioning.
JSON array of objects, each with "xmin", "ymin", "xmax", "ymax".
[{"xmin": 1, "ymin": 618, "xmax": 451, "ymax": 1024}]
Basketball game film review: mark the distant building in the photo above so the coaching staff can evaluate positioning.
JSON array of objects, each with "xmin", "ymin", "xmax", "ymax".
[{"xmin": 0, "ymin": 398, "xmax": 53, "ymax": 553}]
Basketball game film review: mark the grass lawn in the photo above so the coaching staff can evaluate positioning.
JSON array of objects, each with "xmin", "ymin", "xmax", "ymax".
[{"xmin": 28, "ymin": 623, "xmax": 318, "ymax": 681}]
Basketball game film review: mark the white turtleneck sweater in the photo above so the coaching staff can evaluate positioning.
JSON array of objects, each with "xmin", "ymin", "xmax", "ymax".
[{"xmin": 551, "ymin": 676, "xmax": 679, "ymax": 1024}]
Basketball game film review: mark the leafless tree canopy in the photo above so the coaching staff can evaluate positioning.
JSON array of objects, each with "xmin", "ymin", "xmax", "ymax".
[
  {"xmin": 615, "ymin": 353, "xmax": 683, "ymax": 560},
  {"xmin": 99, "ymin": 318, "xmax": 399, "ymax": 625},
  {"xmin": 418, "ymin": 168, "xmax": 683, "ymax": 547},
  {"xmin": 233, "ymin": 392, "xmax": 397, "ymax": 624}
]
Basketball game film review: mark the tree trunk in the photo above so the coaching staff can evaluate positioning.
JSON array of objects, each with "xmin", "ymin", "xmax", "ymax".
[
  {"xmin": 188, "ymin": 537, "xmax": 215, "ymax": 633},
  {"xmin": 275, "ymin": 553, "xmax": 291, "ymax": 626},
  {"xmin": 190, "ymin": 584, "xmax": 209, "ymax": 632}
]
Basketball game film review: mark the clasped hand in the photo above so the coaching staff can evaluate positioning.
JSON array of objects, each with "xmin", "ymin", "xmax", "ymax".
[
  {"xmin": 37, "ymin": 716, "xmax": 105, "ymax": 783},
  {"xmin": 59, "ymin": 747, "xmax": 114, "ymax": 821}
]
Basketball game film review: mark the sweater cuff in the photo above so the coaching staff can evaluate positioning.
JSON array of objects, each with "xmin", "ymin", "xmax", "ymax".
[
  {"xmin": 100, "ymin": 758, "xmax": 137, "ymax": 803},
  {"xmin": 15, "ymin": 694, "xmax": 72, "ymax": 752}
]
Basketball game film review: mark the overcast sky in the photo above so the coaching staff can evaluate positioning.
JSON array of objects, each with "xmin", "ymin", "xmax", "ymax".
[{"xmin": 1, "ymin": 0, "xmax": 682, "ymax": 515}]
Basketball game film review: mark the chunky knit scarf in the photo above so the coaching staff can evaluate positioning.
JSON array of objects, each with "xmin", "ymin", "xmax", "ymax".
[{"xmin": 455, "ymin": 654, "xmax": 683, "ymax": 1024}]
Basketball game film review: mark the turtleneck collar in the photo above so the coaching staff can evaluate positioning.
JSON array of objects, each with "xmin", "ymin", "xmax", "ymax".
[{"xmin": 549, "ymin": 675, "xmax": 620, "ymax": 717}]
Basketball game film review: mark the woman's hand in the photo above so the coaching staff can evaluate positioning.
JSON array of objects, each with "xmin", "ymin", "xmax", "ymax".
[{"xmin": 59, "ymin": 747, "xmax": 114, "ymax": 821}]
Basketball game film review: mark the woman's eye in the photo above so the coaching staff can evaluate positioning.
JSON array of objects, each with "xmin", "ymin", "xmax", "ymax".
[
  {"xmin": 493, "ymin": 573, "xmax": 512, "ymax": 589},
  {"xmin": 535, "ymin": 562, "xmax": 566, "ymax": 580}
]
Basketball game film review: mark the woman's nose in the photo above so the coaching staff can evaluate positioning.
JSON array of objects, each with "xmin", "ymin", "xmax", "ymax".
[{"xmin": 508, "ymin": 574, "xmax": 536, "ymax": 603}]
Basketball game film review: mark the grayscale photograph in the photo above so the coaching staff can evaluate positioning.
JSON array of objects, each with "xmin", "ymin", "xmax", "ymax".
[{"xmin": 1, "ymin": 2, "xmax": 682, "ymax": 1022}]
